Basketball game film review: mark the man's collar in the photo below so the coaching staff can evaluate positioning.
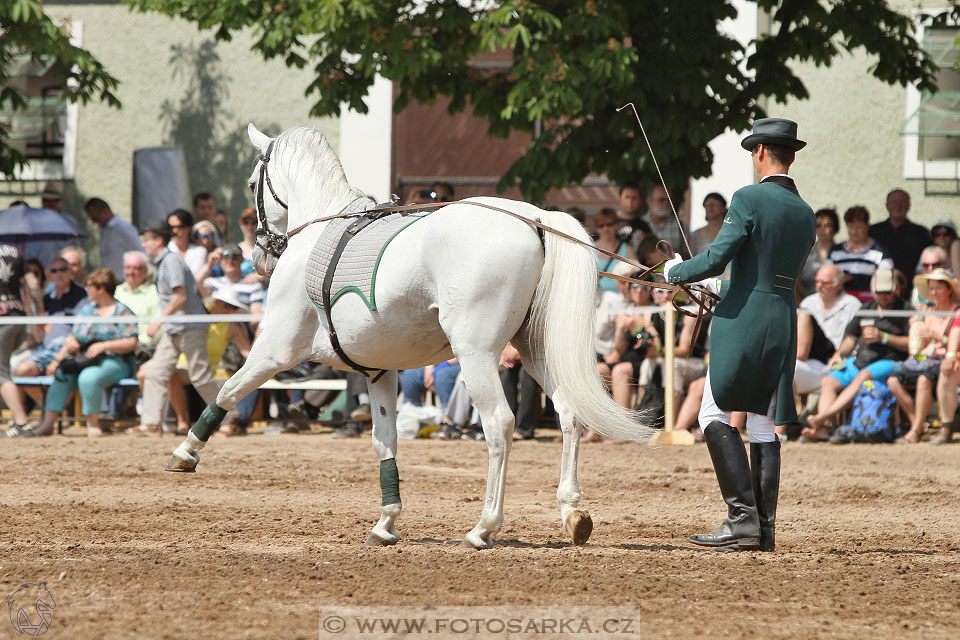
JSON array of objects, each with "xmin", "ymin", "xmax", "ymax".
[{"xmin": 152, "ymin": 248, "xmax": 170, "ymax": 264}]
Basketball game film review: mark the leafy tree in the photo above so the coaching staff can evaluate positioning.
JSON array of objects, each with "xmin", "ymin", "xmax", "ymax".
[
  {"xmin": 128, "ymin": 0, "xmax": 944, "ymax": 202},
  {"xmin": 0, "ymin": 0, "xmax": 120, "ymax": 177}
]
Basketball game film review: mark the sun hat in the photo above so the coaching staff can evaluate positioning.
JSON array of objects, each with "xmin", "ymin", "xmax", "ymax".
[
  {"xmin": 211, "ymin": 287, "xmax": 249, "ymax": 310},
  {"xmin": 41, "ymin": 182, "xmax": 63, "ymax": 201},
  {"xmin": 741, "ymin": 118, "xmax": 806, "ymax": 151},
  {"xmin": 914, "ymin": 267, "xmax": 960, "ymax": 303},
  {"xmin": 932, "ymin": 219, "xmax": 957, "ymax": 235}
]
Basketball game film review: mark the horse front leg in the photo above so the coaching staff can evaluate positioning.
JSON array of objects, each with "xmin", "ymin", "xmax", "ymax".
[
  {"xmin": 362, "ymin": 370, "xmax": 403, "ymax": 546},
  {"xmin": 165, "ymin": 342, "xmax": 307, "ymax": 473},
  {"xmin": 456, "ymin": 354, "xmax": 515, "ymax": 550},
  {"xmin": 552, "ymin": 387, "xmax": 593, "ymax": 545}
]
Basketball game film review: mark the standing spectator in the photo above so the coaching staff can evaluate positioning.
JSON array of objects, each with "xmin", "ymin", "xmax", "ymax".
[
  {"xmin": 641, "ymin": 185, "xmax": 690, "ymax": 258},
  {"xmin": 15, "ymin": 257, "xmax": 88, "ymax": 379},
  {"xmin": 594, "ymin": 209, "xmax": 638, "ymax": 294},
  {"xmin": 0, "ymin": 244, "xmax": 41, "ymax": 437},
  {"xmin": 869, "ymin": 188, "xmax": 929, "ymax": 294},
  {"xmin": 799, "ymin": 208, "xmax": 840, "ymax": 298},
  {"xmin": 614, "ymin": 183, "xmax": 652, "ymax": 249},
  {"xmin": 689, "ymin": 193, "xmax": 727, "ymax": 255},
  {"xmin": 23, "ymin": 269, "xmax": 139, "ymax": 438},
  {"xmin": 888, "ymin": 269, "xmax": 960, "ymax": 444},
  {"xmin": 799, "ymin": 264, "xmax": 862, "ymax": 349},
  {"xmin": 933, "ymin": 316, "xmax": 960, "ymax": 444},
  {"xmin": 59, "ymin": 246, "xmax": 87, "ymax": 287},
  {"xmin": 193, "ymin": 192, "xmax": 222, "ymax": 246},
  {"xmin": 929, "ymin": 220, "xmax": 960, "ymax": 278},
  {"xmin": 167, "ymin": 209, "xmax": 208, "ymax": 277},
  {"xmin": 26, "ymin": 183, "xmax": 81, "ymax": 269},
  {"xmin": 134, "ymin": 220, "xmax": 220, "ymax": 435},
  {"xmin": 214, "ymin": 209, "xmax": 230, "ymax": 243},
  {"xmin": 192, "ymin": 220, "xmax": 219, "ymax": 255},
  {"xmin": 498, "ymin": 345, "xmax": 544, "ymax": 441},
  {"xmin": 238, "ymin": 208, "xmax": 257, "ymax": 261},
  {"xmin": 83, "ymin": 197, "xmax": 143, "ymax": 278},
  {"xmin": 828, "ymin": 206, "xmax": 893, "ymax": 302}
]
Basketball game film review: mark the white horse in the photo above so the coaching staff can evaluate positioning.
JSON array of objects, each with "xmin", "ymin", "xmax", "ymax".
[{"xmin": 166, "ymin": 124, "xmax": 652, "ymax": 549}]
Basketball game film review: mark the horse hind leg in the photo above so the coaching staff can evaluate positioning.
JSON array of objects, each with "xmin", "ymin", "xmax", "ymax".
[
  {"xmin": 514, "ymin": 339, "xmax": 593, "ymax": 545},
  {"xmin": 456, "ymin": 353, "xmax": 515, "ymax": 550},
  {"xmin": 363, "ymin": 370, "xmax": 404, "ymax": 547}
]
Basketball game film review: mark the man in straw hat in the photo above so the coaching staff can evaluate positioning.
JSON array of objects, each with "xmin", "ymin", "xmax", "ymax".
[{"xmin": 663, "ymin": 118, "xmax": 815, "ymax": 551}]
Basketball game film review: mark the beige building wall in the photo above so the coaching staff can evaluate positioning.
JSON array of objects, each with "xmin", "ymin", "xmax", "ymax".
[
  {"xmin": 773, "ymin": 0, "xmax": 957, "ymax": 233},
  {"xmin": 21, "ymin": 2, "xmax": 338, "ymax": 264}
]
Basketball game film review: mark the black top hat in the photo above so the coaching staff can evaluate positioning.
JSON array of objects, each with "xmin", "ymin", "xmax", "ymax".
[{"xmin": 740, "ymin": 118, "xmax": 806, "ymax": 151}]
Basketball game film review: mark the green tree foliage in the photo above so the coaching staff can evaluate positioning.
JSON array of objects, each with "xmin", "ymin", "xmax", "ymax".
[
  {"xmin": 128, "ymin": 0, "xmax": 943, "ymax": 201},
  {"xmin": 0, "ymin": 0, "xmax": 120, "ymax": 177}
]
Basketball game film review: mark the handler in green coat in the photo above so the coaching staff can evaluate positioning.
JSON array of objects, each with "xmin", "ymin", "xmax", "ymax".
[{"xmin": 663, "ymin": 118, "xmax": 815, "ymax": 552}]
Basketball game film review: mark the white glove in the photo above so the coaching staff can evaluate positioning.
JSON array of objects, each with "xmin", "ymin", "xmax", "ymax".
[
  {"xmin": 694, "ymin": 277, "xmax": 722, "ymax": 296},
  {"xmin": 663, "ymin": 255, "xmax": 683, "ymax": 280}
]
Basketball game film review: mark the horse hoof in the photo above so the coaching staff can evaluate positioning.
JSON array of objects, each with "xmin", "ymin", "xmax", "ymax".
[
  {"xmin": 460, "ymin": 533, "xmax": 494, "ymax": 550},
  {"xmin": 564, "ymin": 509, "xmax": 593, "ymax": 545},
  {"xmin": 365, "ymin": 532, "xmax": 399, "ymax": 547},
  {"xmin": 165, "ymin": 454, "xmax": 197, "ymax": 473}
]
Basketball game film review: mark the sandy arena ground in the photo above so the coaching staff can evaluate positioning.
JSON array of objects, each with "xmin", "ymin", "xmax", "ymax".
[{"xmin": 3, "ymin": 427, "xmax": 960, "ymax": 639}]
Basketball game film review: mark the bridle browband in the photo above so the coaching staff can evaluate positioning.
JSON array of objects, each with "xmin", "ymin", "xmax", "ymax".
[{"xmin": 252, "ymin": 139, "xmax": 289, "ymax": 258}]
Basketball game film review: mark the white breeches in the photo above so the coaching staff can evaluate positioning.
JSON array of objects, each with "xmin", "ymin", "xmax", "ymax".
[{"xmin": 698, "ymin": 369, "xmax": 777, "ymax": 443}]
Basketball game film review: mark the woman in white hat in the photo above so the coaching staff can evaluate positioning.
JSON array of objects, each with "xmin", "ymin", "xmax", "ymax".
[{"xmin": 887, "ymin": 268, "xmax": 960, "ymax": 443}]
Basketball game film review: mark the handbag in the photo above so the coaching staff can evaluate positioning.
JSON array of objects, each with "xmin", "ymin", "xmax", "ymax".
[{"xmin": 59, "ymin": 341, "xmax": 103, "ymax": 374}]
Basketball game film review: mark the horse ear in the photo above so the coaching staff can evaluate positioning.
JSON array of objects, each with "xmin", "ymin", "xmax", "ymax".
[{"xmin": 247, "ymin": 123, "xmax": 272, "ymax": 150}]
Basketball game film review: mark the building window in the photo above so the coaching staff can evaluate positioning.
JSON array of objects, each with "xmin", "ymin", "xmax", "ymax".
[
  {"xmin": 901, "ymin": 10, "xmax": 960, "ymax": 180},
  {"xmin": 0, "ymin": 20, "xmax": 81, "ymax": 181}
]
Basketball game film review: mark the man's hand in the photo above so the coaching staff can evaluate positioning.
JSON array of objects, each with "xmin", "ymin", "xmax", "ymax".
[
  {"xmin": 500, "ymin": 344, "xmax": 521, "ymax": 368},
  {"xmin": 663, "ymin": 255, "xmax": 683, "ymax": 280},
  {"xmin": 147, "ymin": 321, "xmax": 162, "ymax": 338}
]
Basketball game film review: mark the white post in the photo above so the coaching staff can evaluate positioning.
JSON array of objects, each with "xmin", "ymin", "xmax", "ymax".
[{"xmin": 664, "ymin": 303, "xmax": 675, "ymax": 431}]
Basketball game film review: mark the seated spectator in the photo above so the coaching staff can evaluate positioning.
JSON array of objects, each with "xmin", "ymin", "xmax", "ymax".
[
  {"xmin": 799, "ymin": 208, "xmax": 839, "ymax": 298},
  {"xmin": 598, "ymin": 271, "xmax": 655, "ymax": 386},
  {"xmin": 167, "ymin": 209, "xmax": 208, "ymax": 277},
  {"xmin": 214, "ymin": 208, "xmax": 230, "ymax": 243},
  {"xmin": 802, "ymin": 269, "xmax": 910, "ymax": 441},
  {"xmin": 595, "ymin": 208, "xmax": 638, "ymax": 294},
  {"xmin": 59, "ymin": 246, "xmax": 87, "ymax": 287},
  {"xmin": 930, "ymin": 219, "xmax": 960, "ymax": 278},
  {"xmin": 197, "ymin": 243, "xmax": 265, "ymax": 329},
  {"xmin": 888, "ymin": 268, "xmax": 960, "ymax": 444},
  {"xmin": 24, "ymin": 258, "xmax": 45, "ymax": 315},
  {"xmin": 799, "ymin": 264, "xmax": 862, "ymax": 350},
  {"xmin": 827, "ymin": 205, "xmax": 893, "ymax": 302},
  {"xmin": 794, "ymin": 309, "xmax": 835, "ymax": 396},
  {"xmin": 933, "ymin": 318, "xmax": 960, "ymax": 444},
  {"xmin": 689, "ymin": 192, "xmax": 727, "ymax": 255},
  {"xmin": 15, "ymin": 257, "xmax": 88, "ymax": 382},
  {"xmin": 0, "ymin": 244, "xmax": 42, "ymax": 438},
  {"xmin": 402, "ymin": 359, "xmax": 461, "ymax": 415},
  {"xmin": 912, "ymin": 245, "xmax": 950, "ymax": 308},
  {"xmin": 19, "ymin": 269, "xmax": 138, "ymax": 437}
]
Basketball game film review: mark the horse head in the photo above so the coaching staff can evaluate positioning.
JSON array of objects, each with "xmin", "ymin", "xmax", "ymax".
[{"xmin": 247, "ymin": 123, "xmax": 288, "ymax": 276}]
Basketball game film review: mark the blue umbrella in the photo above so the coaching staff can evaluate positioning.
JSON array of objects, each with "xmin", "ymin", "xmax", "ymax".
[{"xmin": 0, "ymin": 204, "xmax": 86, "ymax": 242}]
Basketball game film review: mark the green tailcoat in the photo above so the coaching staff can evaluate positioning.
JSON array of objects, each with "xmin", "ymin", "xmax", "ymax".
[{"xmin": 668, "ymin": 180, "xmax": 815, "ymax": 425}]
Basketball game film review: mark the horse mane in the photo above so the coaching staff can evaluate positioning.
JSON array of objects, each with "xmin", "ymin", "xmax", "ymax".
[{"xmin": 273, "ymin": 127, "xmax": 367, "ymax": 217}]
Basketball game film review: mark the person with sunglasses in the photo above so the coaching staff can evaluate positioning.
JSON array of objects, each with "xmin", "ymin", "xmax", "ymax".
[
  {"xmin": 594, "ymin": 208, "xmax": 638, "ymax": 294},
  {"xmin": 166, "ymin": 209, "xmax": 208, "ymax": 278},
  {"xmin": 912, "ymin": 245, "xmax": 950, "ymax": 308},
  {"xmin": 930, "ymin": 220, "xmax": 960, "ymax": 278}
]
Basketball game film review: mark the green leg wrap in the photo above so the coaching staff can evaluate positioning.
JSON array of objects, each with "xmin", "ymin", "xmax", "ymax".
[
  {"xmin": 380, "ymin": 458, "xmax": 401, "ymax": 506},
  {"xmin": 190, "ymin": 402, "xmax": 228, "ymax": 442}
]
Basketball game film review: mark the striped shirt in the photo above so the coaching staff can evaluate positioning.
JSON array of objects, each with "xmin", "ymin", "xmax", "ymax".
[
  {"xmin": 203, "ymin": 276, "xmax": 265, "ymax": 309},
  {"xmin": 826, "ymin": 241, "xmax": 893, "ymax": 302}
]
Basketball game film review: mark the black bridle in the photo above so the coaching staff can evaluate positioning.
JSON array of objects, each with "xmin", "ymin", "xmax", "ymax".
[{"xmin": 251, "ymin": 139, "xmax": 289, "ymax": 258}]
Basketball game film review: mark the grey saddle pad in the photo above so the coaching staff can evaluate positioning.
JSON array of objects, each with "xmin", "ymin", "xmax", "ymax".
[{"xmin": 305, "ymin": 211, "xmax": 431, "ymax": 310}]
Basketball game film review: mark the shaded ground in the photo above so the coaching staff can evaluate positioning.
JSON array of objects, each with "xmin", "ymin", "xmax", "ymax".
[{"xmin": 2, "ymin": 429, "xmax": 959, "ymax": 639}]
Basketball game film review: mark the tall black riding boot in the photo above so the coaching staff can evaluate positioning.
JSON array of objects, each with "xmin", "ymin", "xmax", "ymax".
[
  {"xmin": 689, "ymin": 421, "xmax": 760, "ymax": 550},
  {"xmin": 751, "ymin": 440, "xmax": 781, "ymax": 552}
]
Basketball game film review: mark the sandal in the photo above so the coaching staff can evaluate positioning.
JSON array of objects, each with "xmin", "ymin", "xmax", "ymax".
[
  {"xmin": 897, "ymin": 428, "xmax": 924, "ymax": 444},
  {"xmin": 930, "ymin": 426, "xmax": 954, "ymax": 445}
]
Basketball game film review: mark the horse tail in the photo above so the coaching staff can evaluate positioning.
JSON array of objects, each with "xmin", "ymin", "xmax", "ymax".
[{"xmin": 526, "ymin": 211, "xmax": 654, "ymax": 443}]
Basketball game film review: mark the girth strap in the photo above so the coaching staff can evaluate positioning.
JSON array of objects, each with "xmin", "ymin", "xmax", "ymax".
[{"xmin": 322, "ymin": 214, "xmax": 388, "ymax": 381}]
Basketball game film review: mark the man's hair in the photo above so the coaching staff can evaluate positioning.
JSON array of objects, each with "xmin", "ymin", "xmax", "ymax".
[
  {"xmin": 843, "ymin": 205, "xmax": 870, "ymax": 225},
  {"xmin": 84, "ymin": 197, "xmax": 110, "ymax": 214},
  {"xmin": 922, "ymin": 244, "xmax": 949, "ymax": 261},
  {"xmin": 123, "ymin": 250, "xmax": 155, "ymax": 283},
  {"xmin": 168, "ymin": 208, "xmax": 194, "ymax": 228},
  {"xmin": 819, "ymin": 264, "xmax": 844, "ymax": 286},
  {"xmin": 814, "ymin": 207, "xmax": 840, "ymax": 232},
  {"xmin": 193, "ymin": 192, "xmax": 214, "ymax": 206},
  {"xmin": 887, "ymin": 188, "xmax": 910, "ymax": 204},
  {"xmin": 59, "ymin": 245, "xmax": 86, "ymax": 264},
  {"xmin": 647, "ymin": 184, "xmax": 667, "ymax": 199},
  {"xmin": 87, "ymin": 267, "xmax": 118, "ymax": 296},
  {"xmin": 619, "ymin": 183, "xmax": 641, "ymax": 196},
  {"xmin": 703, "ymin": 192, "xmax": 727, "ymax": 208},
  {"xmin": 759, "ymin": 143, "xmax": 795, "ymax": 167}
]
